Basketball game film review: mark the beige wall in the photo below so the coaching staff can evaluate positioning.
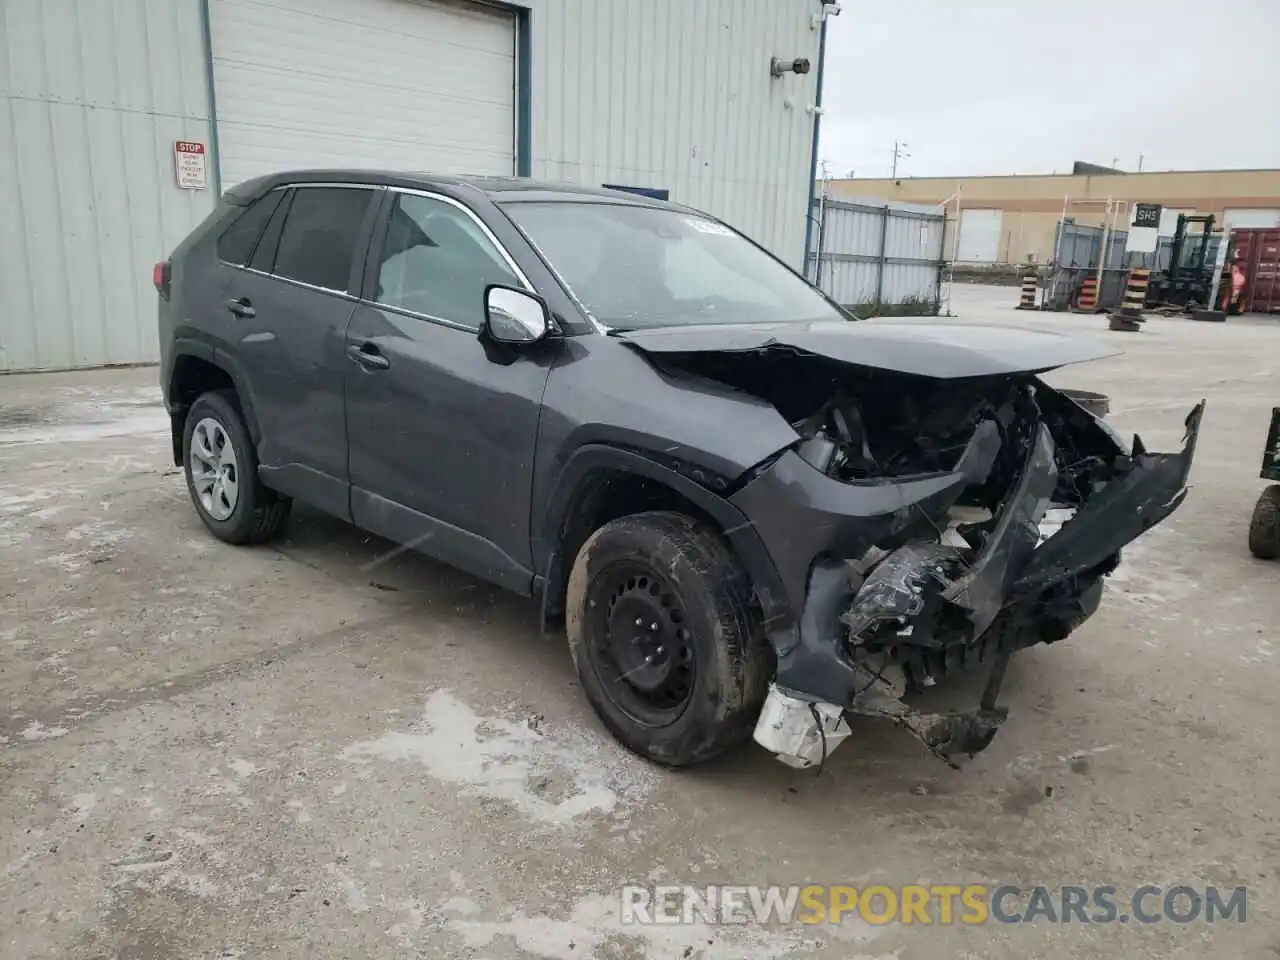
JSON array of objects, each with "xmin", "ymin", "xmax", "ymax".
[{"xmin": 826, "ymin": 170, "xmax": 1280, "ymax": 264}]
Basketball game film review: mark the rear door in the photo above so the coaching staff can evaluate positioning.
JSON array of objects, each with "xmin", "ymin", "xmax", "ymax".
[
  {"xmin": 344, "ymin": 189, "xmax": 553, "ymax": 592},
  {"xmin": 223, "ymin": 183, "xmax": 380, "ymax": 519}
]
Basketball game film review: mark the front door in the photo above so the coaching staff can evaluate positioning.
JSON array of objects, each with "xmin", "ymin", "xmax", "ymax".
[
  {"xmin": 225, "ymin": 184, "xmax": 379, "ymax": 518},
  {"xmin": 344, "ymin": 190, "xmax": 553, "ymax": 593}
]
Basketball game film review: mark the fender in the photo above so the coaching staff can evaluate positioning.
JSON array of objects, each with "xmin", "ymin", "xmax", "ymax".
[
  {"xmin": 165, "ymin": 342, "xmax": 265, "ymax": 466},
  {"xmin": 165, "ymin": 338, "xmax": 217, "ymax": 464},
  {"xmin": 536, "ymin": 443, "xmax": 796, "ymax": 632},
  {"xmin": 170, "ymin": 336, "xmax": 215, "ymax": 367},
  {"xmin": 209, "ymin": 346, "xmax": 264, "ymax": 446}
]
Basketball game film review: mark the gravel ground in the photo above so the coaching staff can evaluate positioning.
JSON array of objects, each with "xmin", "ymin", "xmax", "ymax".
[{"xmin": 1, "ymin": 284, "xmax": 1278, "ymax": 959}]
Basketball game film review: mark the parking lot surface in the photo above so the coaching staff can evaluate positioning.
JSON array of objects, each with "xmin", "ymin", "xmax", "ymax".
[{"xmin": 2, "ymin": 285, "xmax": 1278, "ymax": 959}]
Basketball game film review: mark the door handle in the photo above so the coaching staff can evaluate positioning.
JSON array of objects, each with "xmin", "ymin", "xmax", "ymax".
[
  {"xmin": 226, "ymin": 297, "xmax": 256, "ymax": 319},
  {"xmin": 347, "ymin": 343, "xmax": 390, "ymax": 370}
]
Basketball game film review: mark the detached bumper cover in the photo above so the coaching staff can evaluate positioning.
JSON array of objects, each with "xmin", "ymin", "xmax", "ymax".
[
  {"xmin": 729, "ymin": 420, "xmax": 1002, "ymax": 706},
  {"xmin": 1013, "ymin": 401, "xmax": 1203, "ymax": 598},
  {"xmin": 741, "ymin": 401, "xmax": 1204, "ymax": 764}
]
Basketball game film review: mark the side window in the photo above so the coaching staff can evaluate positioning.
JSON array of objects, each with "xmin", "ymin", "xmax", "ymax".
[
  {"xmin": 375, "ymin": 194, "xmax": 519, "ymax": 329},
  {"xmin": 216, "ymin": 190, "xmax": 284, "ymax": 265},
  {"xmin": 272, "ymin": 187, "xmax": 375, "ymax": 292}
]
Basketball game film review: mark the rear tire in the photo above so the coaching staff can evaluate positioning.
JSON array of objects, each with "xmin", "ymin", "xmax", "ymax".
[
  {"xmin": 565, "ymin": 511, "xmax": 773, "ymax": 766},
  {"xmin": 182, "ymin": 390, "xmax": 290, "ymax": 544},
  {"xmin": 1248, "ymin": 485, "xmax": 1280, "ymax": 560}
]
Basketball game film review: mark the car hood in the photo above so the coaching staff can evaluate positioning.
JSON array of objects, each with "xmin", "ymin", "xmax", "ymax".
[{"xmin": 614, "ymin": 318, "xmax": 1119, "ymax": 379}]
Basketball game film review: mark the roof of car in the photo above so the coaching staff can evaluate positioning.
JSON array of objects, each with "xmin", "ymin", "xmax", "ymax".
[{"xmin": 226, "ymin": 169, "xmax": 688, "ymax": 211}]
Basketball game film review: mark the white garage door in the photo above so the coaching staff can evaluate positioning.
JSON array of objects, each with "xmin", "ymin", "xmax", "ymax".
[
  {"xmin": 209, "ymin": 0, "xmax": 516, "ymax": 190},
  {"xmin": 1157, "ymin": 208, "xmax": 1195, "ymax": 236},
  {"xmin": 956, "ymin": 209, "xmax": 1003, "ymax": 264},
  {"xmin": 1223, "ymin": 208, "xmax": 1280, "ymax": 230}
]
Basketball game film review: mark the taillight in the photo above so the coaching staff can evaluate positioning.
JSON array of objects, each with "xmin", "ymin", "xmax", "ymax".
[{"xmin": 153, "ymin": 261, "xmax": 171, "ymax": 299}]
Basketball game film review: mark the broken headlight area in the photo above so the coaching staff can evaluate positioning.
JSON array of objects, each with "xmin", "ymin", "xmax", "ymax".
[{"xmin": 719, "ymin": 359, "xmax": 1204, "ymax": 769}]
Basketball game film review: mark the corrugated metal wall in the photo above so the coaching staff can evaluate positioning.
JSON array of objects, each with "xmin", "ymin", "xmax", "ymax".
[
  {"xmin": 1, "ymin": 0, "xmax": 821, "ymax": 371},
  {"xmin": 531, "ymin": 0, "xmax": 820, "ymax": 267},
  {"xmin": 0, "ymin": 0, "xmax": 214, "ymax": 372},
  {"xmin": 806, "ymin": 200, "xmax": 946, "ymax": 308}
]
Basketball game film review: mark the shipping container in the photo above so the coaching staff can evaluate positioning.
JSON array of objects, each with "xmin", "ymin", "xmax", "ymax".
[{"xmin": 1230, "ymin": 228, "xmax": 1280, "ymax": 315}]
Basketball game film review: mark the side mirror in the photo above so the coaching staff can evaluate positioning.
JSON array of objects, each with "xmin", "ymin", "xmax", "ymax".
[{"xmin": 483, "ymin": 285, "xmax": 551, "ymax": 344}]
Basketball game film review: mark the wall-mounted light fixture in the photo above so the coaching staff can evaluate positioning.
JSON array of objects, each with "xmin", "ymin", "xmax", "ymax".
[
  {"xmin": 770, "ymin": 57, "xmax": 811, "ymax": 78},
  {"xmin": 812, "ymin": 2, "xmax": 842, "ymax": 29}
]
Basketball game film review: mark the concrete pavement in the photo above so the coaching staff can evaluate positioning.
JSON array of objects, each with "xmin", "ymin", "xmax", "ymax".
[{"xmin": 2, "ymin": 287, "xmax": 1278, "ymax": 958}]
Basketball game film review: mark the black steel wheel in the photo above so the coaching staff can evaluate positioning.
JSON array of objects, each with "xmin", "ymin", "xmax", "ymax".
[
  {"xmin": 584, "ymin": 562, "xmax": 698, "ymax": 727},
  {"xmin": 566, "ymin": 511, "xmax": 773, "ymax": 766}
]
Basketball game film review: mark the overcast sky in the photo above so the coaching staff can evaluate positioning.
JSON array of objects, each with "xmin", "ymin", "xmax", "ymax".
[{"xmin": 816, "ymin": 0, "xmax": 1280, "ymax": 179}]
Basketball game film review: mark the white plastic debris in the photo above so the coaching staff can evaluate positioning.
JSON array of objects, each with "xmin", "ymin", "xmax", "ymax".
[
  {"xmin": 753, "ymin": 684, "xmax": 852, "ymax": 769},
  {"xmin": 942, "ymin": 505, "xmax": 993, "ymax": 548},
  {"xmin": 1036, "ymin": 506, "xmax": 1078, "ymax": 545}
]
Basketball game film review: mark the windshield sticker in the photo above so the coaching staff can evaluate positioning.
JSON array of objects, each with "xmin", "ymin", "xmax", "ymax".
[{"xmin": 685, "ymin": 218, "xmax": 734, "ymax": 236}]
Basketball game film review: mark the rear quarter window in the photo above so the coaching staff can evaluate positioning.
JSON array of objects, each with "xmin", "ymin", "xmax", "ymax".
[
  {"xmin": 249, "ymin": 190, "xmax": 295, "ymax": 273},
  {"xmin": 216, "ymin": 191, "xmax": 285, "ymax": 266}
]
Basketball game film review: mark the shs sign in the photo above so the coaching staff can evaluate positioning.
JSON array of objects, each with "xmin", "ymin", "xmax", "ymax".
[{"xmin": 1133, "ymin": 203, "xmax": 1161, "ymax": 229}]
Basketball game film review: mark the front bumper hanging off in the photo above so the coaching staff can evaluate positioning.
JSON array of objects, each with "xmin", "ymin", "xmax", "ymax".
[{"xmin": 750, "ymin": 401, "xmax": 1205, "ymax": 769}]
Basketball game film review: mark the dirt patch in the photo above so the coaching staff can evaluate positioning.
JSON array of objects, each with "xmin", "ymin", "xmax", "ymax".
[{"xmin": 0, "ymin": 406, "xmax": 51, "ymax": 428}]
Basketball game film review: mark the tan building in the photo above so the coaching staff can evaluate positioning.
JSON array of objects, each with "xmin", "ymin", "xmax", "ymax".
[{"xmin": 824, "ymin": 168, "xmax": 1280, "ymax": 265}]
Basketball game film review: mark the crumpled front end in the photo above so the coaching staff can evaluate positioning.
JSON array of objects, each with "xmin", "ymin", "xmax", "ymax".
[{"xmin": 726, "ymin": 369, "xmax": 1204, "ymax": 769}]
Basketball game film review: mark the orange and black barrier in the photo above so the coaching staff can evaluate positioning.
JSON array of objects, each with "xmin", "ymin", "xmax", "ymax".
[
  {"xmin": 1015, "ymin": 271, "xmax": 1038, "ymax": 310},
  {"xmin": 1114, "ymin": 268, "xmax": 1150, "ymax": 319},
  {"xmin": 1073, "ymin": 277, "xmax": 1099, "ymax": 313}
]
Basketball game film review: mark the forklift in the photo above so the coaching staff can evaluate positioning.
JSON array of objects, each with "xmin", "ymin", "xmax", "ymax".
[
  {"xmin": 1145, "ymin": 213, "xmax": 1219, "ymax": 310},
  {"xmin": 1249, "ymin": 408, "xmax": 1280, "ymax": 560}
]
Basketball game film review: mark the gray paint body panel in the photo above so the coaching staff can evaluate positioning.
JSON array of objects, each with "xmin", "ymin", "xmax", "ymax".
[
  {"xmin": 616, "ymin": 318, "xmax": 1120, "ymax": 379},
  {"xmin": 533, "ymin": 335, "xmax": 800, "ymax": 490}
]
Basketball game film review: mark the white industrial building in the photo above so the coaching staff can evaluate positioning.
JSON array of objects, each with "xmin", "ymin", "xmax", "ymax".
[{"xmin": 0, "ymin": 0, "xmax": 836, "ymax": 372}]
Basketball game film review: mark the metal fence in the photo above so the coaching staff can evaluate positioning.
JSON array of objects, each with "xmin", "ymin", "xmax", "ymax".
[
  {"xmin": 1053, "ymin": 220, "xmax": 1222, "ymax": 272},
  {"xmin": 1045, "ymin": 220, "xmax": 1224, "ymax": 310},
  {"xmin": 1045, "ymin": 220, "xmax": 1130, "ymax": 310},
  {"xmin": 1053, "ymin": 221, "xmax": 1129, "ymax": 270},
  {"xmin": 806, "ymin": 199, "xmax": 946, "ymax": 312}
]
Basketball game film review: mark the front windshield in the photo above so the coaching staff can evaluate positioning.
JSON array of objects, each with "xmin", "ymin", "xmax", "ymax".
[{"xmin": 500, "ymin": 201, "xmax": 843, "ymax": 329}]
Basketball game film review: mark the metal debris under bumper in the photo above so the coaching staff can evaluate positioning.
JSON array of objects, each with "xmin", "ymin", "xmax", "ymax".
[{"xmin": 753, "ymin": 652, "xmax": 1011, "ymax": 772}]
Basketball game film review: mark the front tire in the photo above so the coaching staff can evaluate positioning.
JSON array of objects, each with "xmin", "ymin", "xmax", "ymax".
[
  {"xmin": 565, "ymin": 511, "xmax": 773, "ymax": 766},
  {"xmin": 182, "ymin": 390, "xmax": 290, "ymax": 544},
  {"xmin": 1248, "ymin": 485, "xmax": 1280, "ymax": 560}
]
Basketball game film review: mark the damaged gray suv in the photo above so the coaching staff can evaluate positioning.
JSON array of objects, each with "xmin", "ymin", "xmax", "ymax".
[{"xmin": 157, "ymin": 171, "xmax": 1203, "ymax": 769}]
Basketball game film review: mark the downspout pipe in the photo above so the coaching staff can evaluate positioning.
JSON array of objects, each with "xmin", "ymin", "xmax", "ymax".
[
  {"xmin": 198, "ymin": 0, "xmax": 223, "ymax": 196},
  {"xmin": 803, "ymin": 3, "xmax": 832, "ymax": 273}
]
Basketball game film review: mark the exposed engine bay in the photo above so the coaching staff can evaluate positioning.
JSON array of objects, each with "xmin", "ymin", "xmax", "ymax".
[{"xmin": 647, "ymin": 346, "xmax": 1204, "ymax": 769}]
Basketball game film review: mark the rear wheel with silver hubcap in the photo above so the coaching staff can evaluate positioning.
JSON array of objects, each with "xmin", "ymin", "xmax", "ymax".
[
  {"xmin": 190, "ymin": 417, "xmax": 239, "ymax": 521},
  {"xmin": 182, "ymin": 390, "xmax": 290, "ymax": 544}
]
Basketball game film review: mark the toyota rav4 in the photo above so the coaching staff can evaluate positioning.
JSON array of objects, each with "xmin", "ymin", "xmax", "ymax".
[{"xmin": 157, "ymin": 170, "xmax": 1202, "ymax": 769}]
